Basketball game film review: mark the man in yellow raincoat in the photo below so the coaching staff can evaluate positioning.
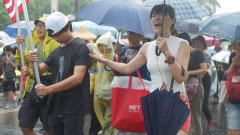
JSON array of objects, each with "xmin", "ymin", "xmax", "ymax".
[{"xmin": 15, "ymin": 16, "xmax": 59, "ymax": 135}]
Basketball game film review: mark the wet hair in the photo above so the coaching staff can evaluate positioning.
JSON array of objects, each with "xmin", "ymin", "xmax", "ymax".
[
  {"xmin": 4, "ymin": 46, "xmax": 12, "ymax": 52},
  {"xmin": 171, "ymin": 28, "xmax": 178, "ymax": 37},
  {"xmin": 194, "ymin": 35, "xmax": 207, "ymax": 49},
  {"xmin": 178, "ymin": 32, "xmax": 192, "ymax": 46},
  {"xmin": 68, "ymin": 22, "xmax": 73, "ymax": 32},
  {"xmin": 150, "ymin": 4, "xmax": 176, "ymax": 31}
]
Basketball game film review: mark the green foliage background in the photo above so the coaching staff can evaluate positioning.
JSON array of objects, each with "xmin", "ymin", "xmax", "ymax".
[{"xmin": 0, "ymin": 0, "xmax": 93, "ymax": 30}]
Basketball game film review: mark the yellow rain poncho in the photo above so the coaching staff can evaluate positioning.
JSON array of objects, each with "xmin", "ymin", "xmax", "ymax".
[
  {"xmin": 94, "ymin": 32, "xmax": 115, "ymax": 135},
  {"xmin": 15, "ymin": 29, "xmax": 59, "ymax": 97},
  {"xmin": 89, "ymin": 41, "xmax": 100, "ymax": 94}
]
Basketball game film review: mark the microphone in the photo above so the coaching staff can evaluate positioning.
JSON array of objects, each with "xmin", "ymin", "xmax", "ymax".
[{"xmin": 155, "ymin": 46, "xmax": 161, "ymax": 56}]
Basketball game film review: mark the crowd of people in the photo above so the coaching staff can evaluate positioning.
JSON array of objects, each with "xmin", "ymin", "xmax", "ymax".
[{"xmin": 0, "ymin": 3, "xmax": 239, "ymax": 135}]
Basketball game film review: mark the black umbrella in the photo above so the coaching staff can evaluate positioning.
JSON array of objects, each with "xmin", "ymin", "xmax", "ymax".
[{"xmin": 141, "ymin": 78, "xmax": 190, "ymax": 135}]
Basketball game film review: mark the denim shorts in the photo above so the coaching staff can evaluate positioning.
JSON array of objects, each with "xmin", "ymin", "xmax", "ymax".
[{"xmin": 227, "ymin": 102, "xmax": 240, "ymax": 130}]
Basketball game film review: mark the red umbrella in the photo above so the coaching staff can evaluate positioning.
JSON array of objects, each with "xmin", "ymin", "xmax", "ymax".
[{"xmin": 203, "ymin": 35, "xmax": 222, "ymax": 47}]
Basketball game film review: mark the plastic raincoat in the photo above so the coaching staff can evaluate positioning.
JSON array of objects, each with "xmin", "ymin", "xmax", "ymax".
[
  {"xmin": 15, "ymin": 29, "xmax": 59, "ymax": 97},
  {"xmin": 89, "ymin": 41, "xmax": 100, "ymax": 94},
  {"xmin": 94, "ymin": 32, "xmax": 115, "ymax": 135}
]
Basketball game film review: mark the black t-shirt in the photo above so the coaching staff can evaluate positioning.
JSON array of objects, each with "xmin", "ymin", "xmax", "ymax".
[
  {"xmin": 188, "ymin": 49, "xmax": 205, "ymax": 78},
  {"xmin": 44, "ymin": 38, "xmax": 92, "ymax": 115},
  {"xmin": 228, "ymin": 52, "xmax": 236, "ymax": 68},
  {"xmin": 114, "ymin": 46, "xmax": 151, "ymax": 81}
]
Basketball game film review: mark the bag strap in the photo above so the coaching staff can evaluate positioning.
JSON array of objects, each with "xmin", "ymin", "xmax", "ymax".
[
  {"xmin": 128, "ymin": 70, "xmax": 146, "ymax": 90},
  {"xmin": 170, "ymin": 77, "xmax": 174, "ymax": 89},
  {"xmin": 170, "ymin": 65, "xmax": 185, "ymax": 89}
]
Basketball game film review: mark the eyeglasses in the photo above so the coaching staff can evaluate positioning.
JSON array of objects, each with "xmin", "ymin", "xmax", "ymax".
[{"xmin": 35, "ymin": 24, "xmax": 45, "ymax": 29}]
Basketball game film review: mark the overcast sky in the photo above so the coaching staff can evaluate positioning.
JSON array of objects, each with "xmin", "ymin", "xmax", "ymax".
[{"xmin": 216, "ymin": 0, "xmax": 240, "ymax": 14}]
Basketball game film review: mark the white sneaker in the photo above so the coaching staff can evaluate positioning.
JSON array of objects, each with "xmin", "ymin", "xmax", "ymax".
[
  {"xmin": 4, "ymin": 104, "xmax": 13, "ymax": 109},
  {"xmin": 98, "ymin": 130, "xmax": 103, "ymax": 135}
]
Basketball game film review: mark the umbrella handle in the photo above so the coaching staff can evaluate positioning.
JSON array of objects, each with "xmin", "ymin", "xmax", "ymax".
[{"xmin": 155, "ymin": 0, "xmax": 165, "ymax": 56}]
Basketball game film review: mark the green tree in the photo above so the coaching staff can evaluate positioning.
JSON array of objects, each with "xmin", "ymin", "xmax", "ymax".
[{"xmin": 0, "ymin": 0, "xmax": 93, "ymax": 30}]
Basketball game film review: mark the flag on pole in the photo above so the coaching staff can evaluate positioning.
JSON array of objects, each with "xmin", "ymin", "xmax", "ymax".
[{"xmin": 3, "ymin": 0, "xmax": 29, "ymax": 22}]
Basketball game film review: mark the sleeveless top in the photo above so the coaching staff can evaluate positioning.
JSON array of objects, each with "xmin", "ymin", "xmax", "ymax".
[{"xmin": 146, "ymin": 36, "xmax": 186, "ymax": 93}]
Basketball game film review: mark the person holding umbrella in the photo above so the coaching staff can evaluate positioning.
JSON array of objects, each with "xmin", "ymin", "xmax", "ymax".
[
  {"xmin": 90, "ymin": 4, "xmax": 190, "ymax": 135},
  {"xmin": 16, "ymin": 16, "xmax": 59, "ymax": 135}
]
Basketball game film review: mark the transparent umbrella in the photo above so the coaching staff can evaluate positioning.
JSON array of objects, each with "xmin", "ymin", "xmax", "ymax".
[
  {"xmin": 211, "ymin": 50, "xmax": 231, "ymax": 64},
  {"xmin": 175, "ymin": 19, "xmax": 201, "ymax": 34}
]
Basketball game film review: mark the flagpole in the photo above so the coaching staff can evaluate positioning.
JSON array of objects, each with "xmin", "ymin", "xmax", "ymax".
[
  {"xmin": 15, "ymin": 0, "xmax": 25, "ymax": 68},
  {"xmin": 21, "ymin": 0, "xmax": 41, "ymax": 85},
  {"xmin": 51, "ymin": 0, "xmax": 58, "ymax": 13}
]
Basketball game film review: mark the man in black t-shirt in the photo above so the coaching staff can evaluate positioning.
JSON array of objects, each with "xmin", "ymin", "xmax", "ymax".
[{"xmin": 23, "ymin": 12, "xmax": 92, "ymax": 135}]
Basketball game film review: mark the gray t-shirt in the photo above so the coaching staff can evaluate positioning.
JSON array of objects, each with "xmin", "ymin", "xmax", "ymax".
[
  {"xmin": 203, "ymin": 51, "xmax": 212, "ymax": 65},
  {"xmin": 3, "ymin": 55, "xmax": 16, "ymax": 81}
]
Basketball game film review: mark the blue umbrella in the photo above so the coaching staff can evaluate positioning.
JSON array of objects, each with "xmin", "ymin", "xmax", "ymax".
[
  {"xmin": 142, "ymin": 0, "xmax": 209, "ymax": 21},
  {"xmin": 141, "ymin": 79, "xmax": 190, "ymax": 135},
  {"xmin": 3, "ymin": 21, "xmax": 35, "ymax": 38},
  {"xmin": 75, "ymin": 0, "xmax": 154, "ymax": 39},
  {"xmin": 72, "ymin": 20, "xmax": 118, "ymax": 37},
  {"xmin": 199, "ymin": 12, "xmax": 240, "ymax": 42}
]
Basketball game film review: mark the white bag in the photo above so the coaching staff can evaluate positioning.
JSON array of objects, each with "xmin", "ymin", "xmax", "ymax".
[
  {"xmin": 219, "ymin": 81, "xmax": 229, "ymax": 106},
  {"xmin": 111, "ymin": 76, "xmax": 152, "ymax": 90}
]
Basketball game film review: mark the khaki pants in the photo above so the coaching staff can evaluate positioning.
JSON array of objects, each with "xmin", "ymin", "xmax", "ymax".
[{"xmin": 189, "ymin": 83, "xmax": 204, "ymax": 135}]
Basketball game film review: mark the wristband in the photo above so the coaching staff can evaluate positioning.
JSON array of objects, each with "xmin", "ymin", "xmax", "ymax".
[{"xmin": 164, "ymin": 55, "xmax": 175, "ymax": 64}]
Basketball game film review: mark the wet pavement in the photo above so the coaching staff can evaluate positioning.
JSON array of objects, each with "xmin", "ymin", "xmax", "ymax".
[{"xmin": 0, "ymin": 92, "xmax": 227, "ymax": 135}]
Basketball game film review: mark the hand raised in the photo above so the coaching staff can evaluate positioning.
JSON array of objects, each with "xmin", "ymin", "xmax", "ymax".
[
  {"xmin": 27, "ymin": 49, "xmax": 38, "ymax": 62},
  {"xmin": 16, "ymin": 33, "xmax": 24, "ymax": 45}
]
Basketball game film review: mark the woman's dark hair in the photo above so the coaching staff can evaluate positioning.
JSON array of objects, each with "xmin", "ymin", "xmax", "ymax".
[
  {"xmin": 194, "ymin": 35, "xmax": 207, "ymax": 49},
  {"xmin": 178, "ymin": 32, "xmax": 192, "ymax": 46},
  {"xmin": 150, "ymin": 4, "xmax": 176, "ymax": 31},
  {"xmin": 4, "ymin": 46, "xmax": 12, "ymax": 52}
]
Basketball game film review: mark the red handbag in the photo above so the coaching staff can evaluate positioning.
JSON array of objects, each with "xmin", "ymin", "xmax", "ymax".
[
  {"xmin": 111, "ymin": 71, "xmax": 151, "ymax": 132},
  {"xmin": 225, "ymin": 65, "xmax": 240, "ymax": 100}
]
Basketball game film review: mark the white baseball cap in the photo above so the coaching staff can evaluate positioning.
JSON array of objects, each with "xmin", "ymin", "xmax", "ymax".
[{"xmin": 45, "ymin": 12, "xmax": 68, "ymax": 36}]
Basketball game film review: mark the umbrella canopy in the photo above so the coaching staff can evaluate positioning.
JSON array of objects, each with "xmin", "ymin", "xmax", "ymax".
[
  {"xmin": 3, "ymin": 21, "xmax": 35, "ymax": 38},
  {"xmin": 175, "ymin": 19, "xmax": 201, "ymax": 34},
  {"xmin": 203, "ymin": 35, "xmax": 222, "ymax": 47},
  {"xmin": 199, "ymin": 12, "xmax": 240, "ymax": 42},
  {"xmin": 142, "ymin": 0, "xmax": 209, "ymax": 21},
  {"xmin": 75, "ymin": 0, "xmax": 154, "ymax": 39},
  {"xmin": 141, "ymin": 89, "xmax": 190, "ymax": 135},
  {"xmin": 72, "ymin": 20, "xmax": 118, "ymax": 37},
  {"xmin": 211, "ymin": 50, "xmax": 231, "ymax": 64},
  {"xmin": 0, "ymin": 31, "xmax": 16, "ymax": 47}
]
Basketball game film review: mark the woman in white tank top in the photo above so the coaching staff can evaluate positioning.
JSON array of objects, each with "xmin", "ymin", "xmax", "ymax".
[{"xmin": 90, "ymin": 4, "xmax": 190, "ymax": 135}]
